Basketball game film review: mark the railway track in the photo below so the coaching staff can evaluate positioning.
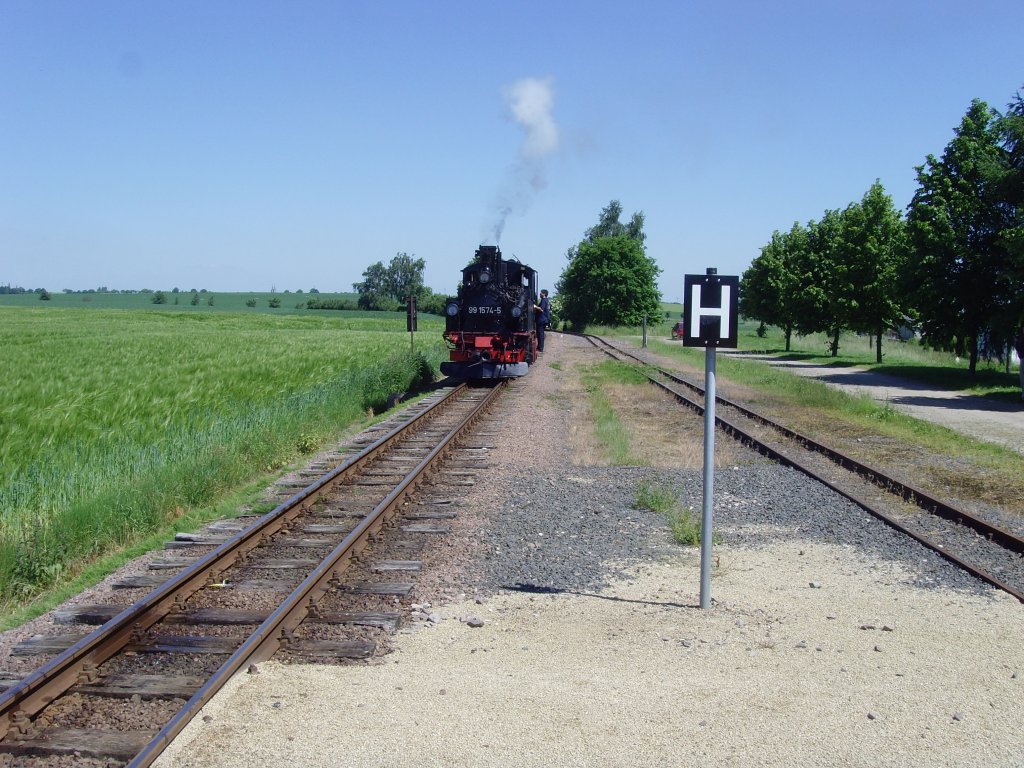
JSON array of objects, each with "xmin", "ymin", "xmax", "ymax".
[
  {"xmin": 0, "ymin": 380, "xmax": 506, "ymax": 767},
  {"xmin": 584, "ymin": 334, "xmax": 1024, "ymax": 603}
]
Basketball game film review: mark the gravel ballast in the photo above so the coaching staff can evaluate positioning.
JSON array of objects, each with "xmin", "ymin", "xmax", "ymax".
[
  {"xmin": 123, "ymin": 334, "xmax": 1024, "ymax": 766},
  {"xmin": 156, "ymin": 548, "xmax": 1023, "ymax": 768}
]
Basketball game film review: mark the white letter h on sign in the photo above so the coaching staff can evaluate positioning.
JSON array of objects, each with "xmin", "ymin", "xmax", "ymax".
[{"xmin": 689, "ymin": 284, "xmax": 731, "ymax": 340}]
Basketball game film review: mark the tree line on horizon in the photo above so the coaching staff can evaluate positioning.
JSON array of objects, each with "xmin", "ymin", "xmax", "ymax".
[
  {"xmin": 2, "ymin": 285, "xmax": 336, "ymax": 298},
  {"xmin": 740, "ymin": 88, "xmax": 1024, "ymax": 373}
]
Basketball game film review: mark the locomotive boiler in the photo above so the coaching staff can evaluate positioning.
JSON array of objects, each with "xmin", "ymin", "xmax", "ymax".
[{"xmin": 441, "ymin": 245, "xmax": 540, "ymax": 379}]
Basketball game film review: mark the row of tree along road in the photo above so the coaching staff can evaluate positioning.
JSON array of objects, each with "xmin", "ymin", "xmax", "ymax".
[{"xmin": 741, "ymin": 89, "xmax": 1024, "ymax": 373}]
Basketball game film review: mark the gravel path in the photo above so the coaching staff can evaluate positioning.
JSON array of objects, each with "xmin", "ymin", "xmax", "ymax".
[{"xmin": 153, "ymin": 333, "xmax": 1024, "ymax": 768}]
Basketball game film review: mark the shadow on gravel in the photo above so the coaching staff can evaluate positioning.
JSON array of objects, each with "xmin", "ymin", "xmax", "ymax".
[{"xmin": 502, "ymin": 582, "xmax": 696, "ymax": 610}]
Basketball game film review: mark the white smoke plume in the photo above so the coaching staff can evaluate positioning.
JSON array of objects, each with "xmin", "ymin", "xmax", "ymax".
[
  {"xmin": 506, "ymin": 77, "xmax": 559, "ymax": 159},
  {"xmin": 488, "ymin": 76, "xmax": 559, "ymax": 244}
]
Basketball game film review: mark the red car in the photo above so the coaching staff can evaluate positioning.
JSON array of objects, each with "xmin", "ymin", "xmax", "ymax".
[{"xmin": 671, "ymin": 321, "xmax": 685, "ymax": 339}]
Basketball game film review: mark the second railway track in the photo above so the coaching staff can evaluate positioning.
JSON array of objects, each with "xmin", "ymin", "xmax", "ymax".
[
  {"xmin": 584, "ymin": 334, "xmax": 1024, "ymax": 603},
  {"xmin": 0, "ymin": 380, "xmax": 507, "ymax": 767}
]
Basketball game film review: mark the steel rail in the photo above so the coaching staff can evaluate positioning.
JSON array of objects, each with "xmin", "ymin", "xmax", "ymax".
[
  {"xmin": 127, "ymin": 379, "xmax": 507, "ymax": 768},
  {"xmin": 585, "ymin": 334, "xmax": 1024, "ymax": 553},
  {"xmin": 582, "ymin": 334, "xmax": 1024, "ymax": 603},
  {"xmin": 0, "ymin": 383, "xmax": 468, "ymax": 741}
]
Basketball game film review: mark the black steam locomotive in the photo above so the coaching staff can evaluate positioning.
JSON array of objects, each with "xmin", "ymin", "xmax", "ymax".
[{"xmin": 441, "ymin": 245, "xmax": 540, "ymax": 379}]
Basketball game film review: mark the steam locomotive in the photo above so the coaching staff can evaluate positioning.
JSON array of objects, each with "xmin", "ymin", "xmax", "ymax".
[{"xmin": 441, "ymin": 245, "xmax": 540, "ymax": 379}]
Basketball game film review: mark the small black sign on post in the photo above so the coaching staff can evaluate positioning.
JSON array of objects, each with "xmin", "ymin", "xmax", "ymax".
[
  {"xmin": 682, "ymin": 268, "xmax": 739, "ymax": 609},
  {"xmin": 406, "ymin": 296, "xmax": 417, "ymax": 351},
  {"xmin": 683, "ymin": 271, "xmax": 739, "ymax": 349}
]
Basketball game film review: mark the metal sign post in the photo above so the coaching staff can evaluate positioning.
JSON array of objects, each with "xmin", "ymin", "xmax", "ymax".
[
  {"xmin": 700, "ymin": 341, "xmax": 716, "ymax": 608},
  {"xmin": 683, "ymin": 268, "xmax": 739, "ymax": 609}
]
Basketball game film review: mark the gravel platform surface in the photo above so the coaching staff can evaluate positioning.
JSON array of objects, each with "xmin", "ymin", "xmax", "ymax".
[{"xmin": 152, "ymin": 332, "xmax": 1024, "ymax": 768}]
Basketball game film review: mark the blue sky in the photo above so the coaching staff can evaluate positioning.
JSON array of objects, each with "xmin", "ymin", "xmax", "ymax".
[{"xmin": 2, "ymin": 1, "xmax": 1022, "ymax": 301}]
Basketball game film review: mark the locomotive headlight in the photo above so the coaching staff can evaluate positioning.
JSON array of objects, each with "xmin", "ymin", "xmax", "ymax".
[
  {"xmin": 511, "ymin": 306, "xmax": 522, "ymax": 318},
  {"xmin": 445, "ymin": 302, "xmax": 460, "ymax": 317},
  {"xmin": 478, "ymin": 269, "xmax": 491, "ymax": 284}
]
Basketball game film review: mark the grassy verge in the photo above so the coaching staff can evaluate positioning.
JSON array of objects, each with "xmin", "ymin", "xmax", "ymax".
[
  {"xmin": 593, "ymin": 316, "xmax": 1021, "ymax": 400},
  {"xmin": 0, "ymin": 478, "xmax": 284, "ymax": 630},
  {"xmin": 641, "ymin": 336, "xmax": 1021, "ymax": 471},
  {"xmin": 579, "ymin": 361, "xmax": 649, "ymax": 465}
]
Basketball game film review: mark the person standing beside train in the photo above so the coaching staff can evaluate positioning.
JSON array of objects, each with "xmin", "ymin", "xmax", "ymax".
[{"xmin": 534, "ymin": 289, "xmax": 550, "ymax": 353}]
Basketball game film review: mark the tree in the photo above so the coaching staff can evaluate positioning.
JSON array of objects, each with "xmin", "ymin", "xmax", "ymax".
[
  {"xmin": 747, "ymin": 185, "xmax": 905, "ymax": 360},
  {"xmin": 994, "ymin": 89, "xmax": 1024, "ymax": 348},
  {"xmin": 740, "ymin": 225, "xmax": 805, "ymax": 351},
  {"xmin": 788, "ymin": 208, "xmax": 853, "ymax": 356},
  {"xmin": 584, "ymin": 200, "xmax": 647, "ymax": 245},
  {"xmin": 558, "ymin": 201, "xmax": 660, "ymax": 330},
  {"xmin": 384, "ymin": 253, "xmax": 426, "ymax": 304},
  {"xmin": 906, "ymin": 99, "xmax": 1013, "ymax": 373},
  {"xmin": 353, "ymin": 252, "xmax": 427, "ymax": 311},
  {"xmin": 842, "ymin": 181, "xmax": 908, "ymax": 362},
  {"xmin": 39, "ymin": 289, "xmax": 51, "ymax": 301},
  {"xmin": 416, "ymin": 287, "xmax": 447, "ymax": 316},
  {"xmin": 557, "ymin": 235, "xmax": 661, "ymax": 330},
  {"xmin": 152, "ymin": 290, "xmax": 167, "ymax": 305},
  {"xmin": 353, "ymin": 261, "xmax": 392, "ymax": 310}
]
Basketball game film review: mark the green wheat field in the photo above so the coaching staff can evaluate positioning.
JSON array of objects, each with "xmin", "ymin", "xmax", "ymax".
[{"xmin": 0, "ymin": 303, "xmax": 445, "ymax": 610}]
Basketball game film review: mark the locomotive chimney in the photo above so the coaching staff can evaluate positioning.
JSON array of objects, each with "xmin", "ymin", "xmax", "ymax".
[{"xmin": 474, "ymin": 245, "xmax": 501, "ymax": 268}]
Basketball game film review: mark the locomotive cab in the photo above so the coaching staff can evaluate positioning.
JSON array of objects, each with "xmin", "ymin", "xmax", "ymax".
[{"xmin": 441, "ymin": 245, "xmax": 539, "ymax": 379}]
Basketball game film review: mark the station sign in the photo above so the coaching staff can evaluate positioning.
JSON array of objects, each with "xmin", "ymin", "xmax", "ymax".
[{"xmin": 683, "ymin": 272, "xmax": 739, "ymax": 348}]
